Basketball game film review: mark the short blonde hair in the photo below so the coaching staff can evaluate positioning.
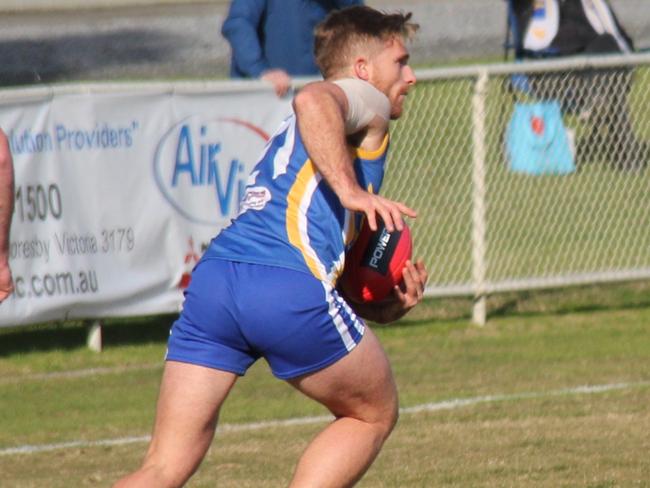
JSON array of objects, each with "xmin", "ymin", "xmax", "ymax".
[{"xmin": 314, "ymin": 6, "xmax": 419, "ymax": 79}]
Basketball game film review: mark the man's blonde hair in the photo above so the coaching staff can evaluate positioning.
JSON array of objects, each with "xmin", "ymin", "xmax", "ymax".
[{"xmin": 314, "ymin": 6, "xmax": 419, "ymax": 79}]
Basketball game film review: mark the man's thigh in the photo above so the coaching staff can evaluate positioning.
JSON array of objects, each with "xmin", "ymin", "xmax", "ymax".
[
  {"xmin": 287, "ymin": 327, "xmax": 398, "ymax": 422},
  {"xmin": 145, "ymin": 361, "xmax": 238, "ymax": 473}
]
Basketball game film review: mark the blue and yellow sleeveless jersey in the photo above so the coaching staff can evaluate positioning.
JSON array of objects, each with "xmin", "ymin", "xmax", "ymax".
[{"xmin": 204, "ymin": 113, "xmax": 389, "ymax": 286}]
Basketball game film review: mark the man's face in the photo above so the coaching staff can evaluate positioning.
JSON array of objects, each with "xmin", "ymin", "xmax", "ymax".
[{"xmin": 367, "ymin": 37, "xmax": 416, "ymax": 119}]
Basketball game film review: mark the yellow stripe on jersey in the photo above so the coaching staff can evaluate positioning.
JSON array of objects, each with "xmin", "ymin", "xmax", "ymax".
[
  {"xmin": 354, "ymin": 133, "xmax": 389, "ymax": 160},
  {"xmin": 287, "ymin": 136, "xmax": 388, "ymax": 283},
  {"xmin": 286, "ymin": 159, "xmax": 327, "ymax": 281}
]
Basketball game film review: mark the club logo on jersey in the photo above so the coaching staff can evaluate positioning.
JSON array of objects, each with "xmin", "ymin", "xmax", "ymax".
[
  {"xmin": 153, "ymin": 116, "xmax": 269, "ymax": 226},
  {"xmin": 240, "ymin": 185, "xmax": 272, "ymax": 213}
]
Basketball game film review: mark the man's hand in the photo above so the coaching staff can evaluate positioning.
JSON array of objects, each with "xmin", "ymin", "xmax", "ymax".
[
  {"xmin": 340, "ymin": 186, "xmax": 417, "ymax": 232},
  {"xmin": 0, "ymin": 261, "xmax": 13, "ymax": 303},
  {"xmin": 261, "ymin": 69, "xmax": 292, "ymax": 97},
  {"xmin": 392, "ymin": 259, "xmax": 427, "ymax": 310},
  {"xmin": 342, "ymin": 259, "xmax": 428, "ymax": 324}
]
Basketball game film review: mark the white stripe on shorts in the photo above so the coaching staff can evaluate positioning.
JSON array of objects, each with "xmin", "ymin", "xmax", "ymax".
[{"xmin": 322, "ymin": 282, "xmax": 365, "ymax": 351}]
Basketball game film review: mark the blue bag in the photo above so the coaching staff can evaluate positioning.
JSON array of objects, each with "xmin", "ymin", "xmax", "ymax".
[{"xmin": 505, "ymin": 101, "xmax": 575, "ymax": 175}]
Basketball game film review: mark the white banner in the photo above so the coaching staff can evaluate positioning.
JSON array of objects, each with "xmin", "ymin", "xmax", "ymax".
[{"xmin": 0, "ymin": 82, "xmax": 292, "ymax": 327}]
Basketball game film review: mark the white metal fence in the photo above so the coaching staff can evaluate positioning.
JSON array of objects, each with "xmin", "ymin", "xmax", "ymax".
[
  {"xmin": 2, "ymin": 53, "xmax": 649, "ymax": 328},
  {"xmin": 383, "ymin": 53, "xmax": 650, "ymax": 324}
]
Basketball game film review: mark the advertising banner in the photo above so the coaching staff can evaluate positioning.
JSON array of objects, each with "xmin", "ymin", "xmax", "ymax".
[{"xmin": 0, "ymin": 83, "xmax": 292, "ymax": 327}]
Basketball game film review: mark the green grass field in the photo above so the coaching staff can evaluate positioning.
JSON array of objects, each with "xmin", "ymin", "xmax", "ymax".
[{"xmin": 2, "ymin": 284, "xmax": 650, "ymax": 487}]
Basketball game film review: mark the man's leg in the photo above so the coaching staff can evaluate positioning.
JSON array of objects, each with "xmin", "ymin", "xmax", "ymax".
[
  {"xmin": 113, "ymin": 360, "xmax": 238, "ymax": 488},
  {"xmin": 287, "ymin": 327, "xmax": 398, "ymax": 488}
]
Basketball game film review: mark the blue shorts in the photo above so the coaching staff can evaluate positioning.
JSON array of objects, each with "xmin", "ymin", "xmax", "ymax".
[{"xmin": 166, "ymin": 258, "xmax": 365, "ymax": 379}]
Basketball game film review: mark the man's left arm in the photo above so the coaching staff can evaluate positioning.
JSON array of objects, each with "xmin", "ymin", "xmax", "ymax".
[{"xmin": 0, "ymin": 129, "xmax": 14, "ymax": 302}]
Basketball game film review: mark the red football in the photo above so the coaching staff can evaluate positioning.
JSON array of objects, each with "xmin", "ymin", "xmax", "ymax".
[{"xmin": 340, "ymin": 217, "xmax": 412, "ymax": 303}]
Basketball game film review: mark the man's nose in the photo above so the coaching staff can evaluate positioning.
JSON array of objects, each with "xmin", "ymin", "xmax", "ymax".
[{"xmin": 404, "ymin": 65, "xmax": 416, "ymax": 85}]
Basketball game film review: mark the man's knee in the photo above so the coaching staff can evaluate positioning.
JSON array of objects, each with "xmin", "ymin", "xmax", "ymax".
[
  {"xmin": 379, "ymin": 387, "xmax": 400, "ymax": 438},
  {"xmin": 359, "ymin": 379, "xmax": 399, "ymax": 441}
]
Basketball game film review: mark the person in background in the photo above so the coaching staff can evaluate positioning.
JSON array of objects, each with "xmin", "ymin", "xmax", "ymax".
[
  {"xmin": 510, "ymin": 0, "xmax": 646, "ymax": 171},
  {"xmin": 0, "ymin": 129, "xmax": 14, "ymax": 303},
  {"xmin": 221, "ymin": 0, "xmax": 363, "ymax": 97}
]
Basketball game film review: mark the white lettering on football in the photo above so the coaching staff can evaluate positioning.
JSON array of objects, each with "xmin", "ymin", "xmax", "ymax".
[{"xmin": 369, "ymin": 228, "xmax": 391, "ymax": 268}]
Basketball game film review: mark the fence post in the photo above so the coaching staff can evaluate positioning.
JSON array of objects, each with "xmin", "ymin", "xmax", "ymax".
[
  {"xmin": 471, "ymin": 70, "xmax": 489, "ymax": 326},
  {"xmin": 86, "ymin": 320, "xmax": 103, "ymax": 352}
]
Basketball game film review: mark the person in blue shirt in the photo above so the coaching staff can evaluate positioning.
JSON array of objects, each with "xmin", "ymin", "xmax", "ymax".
[{"xmin": 221, "ymin": 0, "xmax": 363, "ymax": 96}]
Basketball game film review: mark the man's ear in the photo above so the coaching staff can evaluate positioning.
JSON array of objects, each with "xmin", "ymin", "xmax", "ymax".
[{"xmin": 353, "ymin": 57, "xmax": 370, "ymax": 81}]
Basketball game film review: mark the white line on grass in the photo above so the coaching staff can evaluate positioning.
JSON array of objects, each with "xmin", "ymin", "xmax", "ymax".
[
  {"xmin": 1, "ymin": 380, "xmax": 648, "ymax": 456},
  {"xmin": 0, "ymin": 364, "xmax": 161, "ymax": 385}
]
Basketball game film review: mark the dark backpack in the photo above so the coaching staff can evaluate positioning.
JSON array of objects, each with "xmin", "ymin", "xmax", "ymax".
[{"xmin": 508, "ymin": 0, "xmax": 634, "ymax": 59}]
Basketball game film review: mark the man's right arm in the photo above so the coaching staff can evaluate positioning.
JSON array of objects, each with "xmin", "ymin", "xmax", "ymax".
[
  {"xmin": 293, "ymin": 81, "xmax": 415, "ymax": 231},
  {"xmin": 0, "ymin": 129, "xmax": 14, "ymax": 302}
]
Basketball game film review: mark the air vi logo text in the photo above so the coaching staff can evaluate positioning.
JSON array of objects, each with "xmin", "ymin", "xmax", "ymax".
[{"xmin": 153, "ymin": 116, "xmax": 269, "ymax": 225}]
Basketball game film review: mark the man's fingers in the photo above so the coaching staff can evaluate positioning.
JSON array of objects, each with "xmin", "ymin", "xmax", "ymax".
[
  {"xmin": 365, "ymin": 209, "xmax": 378, "ymax": 232},
  {"xmin": 401, "ymin": 262, "xmax": 421, "ymax": 299},
  {"xmin": 414, "ymin": 260, "xmax": 428, "ymax": 285},
  {"xmin": 396, "ymin": 201, "xmax": 417, "ymax": 219},
  {"xmin": 392, "ymin": 284, "xmax": 407, "ymax": 304},
  {"xmin": 398, "ymin": 260, "xmax": 427, "ymax": 304},
  {"xmin": 374, "ymin": 198, "xmax": 405, "ymax": 232},
  {"xmin": 380, "ymin": 199, "xmax": 415, "ymax": 232},
  {"xmin": 356, "ymin": 193, "xmax": 416, "ymax": 233},
  {"xmin": 376, "ymin": 205, "xmax": 402, "ymax": 232}
]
